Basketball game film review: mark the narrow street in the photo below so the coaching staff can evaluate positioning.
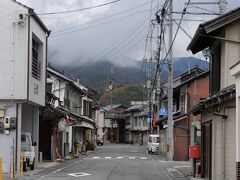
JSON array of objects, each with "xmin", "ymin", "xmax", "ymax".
[{"xmin": 22, "ymin": 144, "xmax": 191, "ymax": 180}]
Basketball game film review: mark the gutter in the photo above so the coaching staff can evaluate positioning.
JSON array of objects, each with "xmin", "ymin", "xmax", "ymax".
[
  {"xmin": 45, "ymin": 30, "xmax": 51, "ymax": 107},
  {"xmin": 199, "ymin": 34, "xmax": 240, "ymax": 44}
]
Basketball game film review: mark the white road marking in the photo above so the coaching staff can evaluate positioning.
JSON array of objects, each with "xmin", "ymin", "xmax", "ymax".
[
  {"xmin": 105, "ymin": 157, "xmax": 112, "ymax": 159},
  {"xmin": 129, "ymin": 157, "xmax": 135, "ymax": 160},
  {"xmin": 116, "ymin": 157, "xmax": 124, "ymax": 159},
  {"xmin": 92, "ymin": 156, "xmax": 100, "ymax": 159},
  {"xmin": 174, "ymin": 165, "xmax": 191, "ymax": 168},
  {"xmin": 68, "ymin": 172, "xmax": 91, "ymax": 177},
  {"xmin": 167, "ymin": 168, "xmax": 184, "ymax": 177},
  {"xmin": 51, "ymin": 167, "xmax": 66, "ymax": 175},
  {"xmin": 85, "ymin": 156, "xmax": 150, "ymax": 160}
]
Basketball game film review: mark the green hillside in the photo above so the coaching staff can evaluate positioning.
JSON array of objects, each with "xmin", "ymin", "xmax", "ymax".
[{"xmin": 97, "ymin": 84, "xmax": 145, "ymax": 106}]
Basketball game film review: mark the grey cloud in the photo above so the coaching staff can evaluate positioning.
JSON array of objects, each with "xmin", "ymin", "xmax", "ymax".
[{"xmin": 18, "ymin": 0, "xmax": 238, "ymax": 67}]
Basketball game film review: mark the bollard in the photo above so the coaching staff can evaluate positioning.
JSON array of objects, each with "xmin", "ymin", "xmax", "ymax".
[
  {"xmin": 20, "ymin": 153, "xmax": 24, "ymax": 176},
  {"xmin": 0, "ymin": 156, "xmax": 2, "ymax": 180}
]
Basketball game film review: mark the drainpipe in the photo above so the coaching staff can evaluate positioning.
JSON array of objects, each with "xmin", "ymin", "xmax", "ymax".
[
  {"xmin": 222, "ymin": 108, "xmax": 227, "ymax": 180},
  {"xmin": 213, "ymin": 109, "xmax": 227, "ymax": 180},
  {"xmin": 214, "ymin": 108, "xmax": 227, "ymax": 180}
]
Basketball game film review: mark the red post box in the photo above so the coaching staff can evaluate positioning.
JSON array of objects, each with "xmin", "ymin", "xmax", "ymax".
[{"xmin": 189, "ymin": 145, "xmax": 200, "ymax": 159}]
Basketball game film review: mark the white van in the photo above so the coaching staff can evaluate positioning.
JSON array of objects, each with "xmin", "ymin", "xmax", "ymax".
[
  {"xmin": 21, "ymin": 132, "xmax": 36, "ymax": 171},
  {"xmin": 147, "ymin": 134, "xmax": 159, "ymax": 154}
]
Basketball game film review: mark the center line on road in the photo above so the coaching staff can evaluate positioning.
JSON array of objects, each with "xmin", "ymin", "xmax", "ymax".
[
  {"xmin": 129, "ymin": 157, "xmax": 135, "ymax": 160},
  {"xmin": 140, "ymin": 157, "xmax": 147, "ymax": 160}
]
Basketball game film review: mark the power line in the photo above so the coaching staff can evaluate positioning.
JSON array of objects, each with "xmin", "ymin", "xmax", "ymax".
[
  {"xmin": 109, "ymin": 35, "xmax": 146, "ymax": 61},
  {"xmin": 52, "ymin": 9, "xmax": 149, "ymax": 34},
  {"xmin": 172, "ymin": 19, "xmax": 192, "ymax": 39},
  {"xmin": 149, "ymin": 0, "xmax": 192, "ymax": 99},
  {"xmin": 52, "ymin": 0, "xmax": 158, "ymax": 34},
  {"xmin": 93, "ymin": 16, "xmax": 149, "ymax": 61},
  {"xmin": 173, "ymin": 11, "xmax": 220, "ymax": 15},
  {"xmin": 97, "ymin": 20, "xmax": 148, "ymax": 61},
  {"xmin": 148, "ymin": 0, "xmax": 169, "ymax": 97},
  {"xmin": 51, "ymin": 10, "xmax": 149, "ymax": 37},
  {"xmin": 38, "ymin": 0, "xmax": 121, "ymax": 15},
  {"xmin": 188, "ymin": 5, "xmax": 219, "ymax": 14}
]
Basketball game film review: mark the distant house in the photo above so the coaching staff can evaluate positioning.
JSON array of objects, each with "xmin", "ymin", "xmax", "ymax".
[
  {"xmin": 157, "ymin": 67, "xmax": 209, "ymax": 161},
  {"xmin": 103, "ymin": 104, "xmax": 127, "ymax": 143},
  {"xmin": 0, "ymin": 0, "xmax": 50, "ymax": 174},
  {"xmin": 95, "ymin": 107, "xmax": 106, "ymax": 142},
  {"xmin": 124, "ymin": 100, "xmax": 149, "ymax": 145},
  {"xmin": 188, "ymin": 7, "xmax": 240, "ymax": 179}
]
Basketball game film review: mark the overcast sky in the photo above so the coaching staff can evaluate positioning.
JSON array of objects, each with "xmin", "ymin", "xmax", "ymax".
[{"xmin": 18, "ymin": 0, "xmax": 238, "ymax": 67}]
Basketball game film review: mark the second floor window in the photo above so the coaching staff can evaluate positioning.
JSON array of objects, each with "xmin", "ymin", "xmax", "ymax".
[
  {"xmin": 143, "ymin": 117, "xmax": 147, "ymax": 127},
  {"xmin": 32, "ymin": 38, "xmax": 41, "ymax": 80},
  {"xmin": 134, "ymin": 118, "xmax": 137, "ymax": 126}
]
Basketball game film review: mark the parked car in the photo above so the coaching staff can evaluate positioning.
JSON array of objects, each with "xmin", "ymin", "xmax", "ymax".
[
  {"xmin": 147, "ymin": 134, "xmax": 159, "ymax": 154},
  {"xmin": 21, "ymin": 132, "xmax": 36, "ymax": 171}
]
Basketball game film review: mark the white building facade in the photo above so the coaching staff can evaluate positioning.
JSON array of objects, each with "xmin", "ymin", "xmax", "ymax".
[{"xmin": 0, "ymin": 0, "xmax": 49, "ymax": 175}]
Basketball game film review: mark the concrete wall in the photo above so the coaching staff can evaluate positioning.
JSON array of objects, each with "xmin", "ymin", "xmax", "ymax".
[{"xmin": 96, "ymin": 110, "xmax": 105, "ymax": 140}]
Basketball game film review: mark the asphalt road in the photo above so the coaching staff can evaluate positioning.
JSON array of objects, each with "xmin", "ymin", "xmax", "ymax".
[{"xmin": 21, "ymin": 144, "xmax": 191, "ymax": 180}]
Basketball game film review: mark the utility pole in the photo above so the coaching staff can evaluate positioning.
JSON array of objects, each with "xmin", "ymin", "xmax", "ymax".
[
  {"xmin": 167, "ymin": 0, "xmax": 174, "ymax": 161},
  {"xmin": 156, "ymin": 25, "xmax": 161, "ymax": 135},
  {"xmin": 107, "ymin": 66, "xmax": 114, "ymax": 143},
  {"xmin": 148, "ymin": 57, "xmax": 152, "ymax": 134},
  {"xmin": 109, "ymin": 66, "xmax": 113, "ymax": 105},
  {"xmin": 219, "ymin": 0, "xmax": 227, "ymax": 14}
]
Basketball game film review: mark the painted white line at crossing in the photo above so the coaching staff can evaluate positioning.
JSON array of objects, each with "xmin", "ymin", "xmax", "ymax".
[
  {"xmin": 116, "ymin": 157, "xmax": 124, "ymax": 159},
  {"xmin": 85, "ymin": 156, "xmax": 151, "ymax": 160},
  {"xmin": 105, "ymin": 157, "xmax": 112, "ymax": 159},
  {"xmin": 92, "ymin": 156, "xmax": 100, "ymax": 159}
]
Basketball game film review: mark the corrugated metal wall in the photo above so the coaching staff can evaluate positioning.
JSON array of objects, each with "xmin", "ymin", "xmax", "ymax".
[{"xmin": 0, "ymin": 0, "xmax": 28, "ymax": 99}]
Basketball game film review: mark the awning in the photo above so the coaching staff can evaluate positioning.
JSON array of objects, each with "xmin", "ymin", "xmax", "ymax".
[{"xmin": 174, "ymin": 115, "xmax": 188, "ymax": 122}]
